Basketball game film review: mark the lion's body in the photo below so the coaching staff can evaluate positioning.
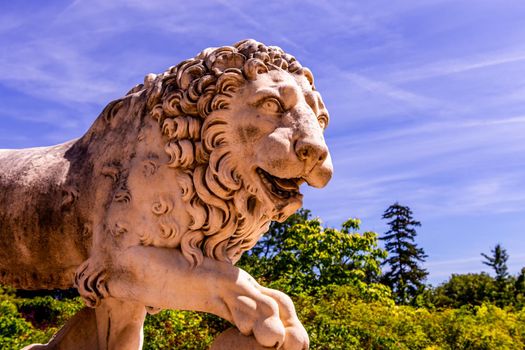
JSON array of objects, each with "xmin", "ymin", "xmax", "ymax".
[
  {"xmin": 0, "ymin": 91, "xmax": 186, "ymax": 290},
  {"xmin": 0, "ymin": 141, "xmax": 89, "ymax": 289},
  {"xmin": 1, "ymin": 40, "xmax": 333, "ymax": 350},
  {"xmin": 0, "ymin": 91, "xmax": 150, "ymax": 290}
]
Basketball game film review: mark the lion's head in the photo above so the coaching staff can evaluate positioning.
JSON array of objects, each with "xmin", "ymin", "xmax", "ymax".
[{"xmin": 133, "ymin": 39, "xmax": 332, "ymax": 265}]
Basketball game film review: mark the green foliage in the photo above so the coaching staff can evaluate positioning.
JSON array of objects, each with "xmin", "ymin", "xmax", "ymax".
[
  {"xmin": 380, "ymin": 203, "xmax": 428, "ymax": 304},
  {"xmin": 2, "ymin": 211, "xmax": 525, "ymax": 349},
  {"xmin": 240, "ymin": 216, "xmax": 389, "ymax": 299},
  {"xmin": 0, "ymin": 298, "xmax": 47, "ymax": 349},
  {"xmin": 0, "ymin": 289, "xmax": 82, "ymax": 349},
  {"xmin": 482, "ymin": 244, "xmax": 509, "ymax": 282},
  {"xmin": 249, "ymin": 208, "xmax": 312, "ymax": 259},
  {"xmin": 427, "ymin": 273, "xmax": 497, "ymax": 308},
  {"xmin": 143, "ymin": 311, "xmax": 228, "ymax": 350},
  {"xmin": 423, "ymin": 269, "xmax": 525, "ymax": 310},
  {"xmin": 17, "ymin": 295, "xmax": 84, "ymax": 329},
  {"xmin": 436, "ymin": 304, "xmax": 525, "ymax": 350},
  {"xmin": 0, "ymin": 286, "xmax": 226, "ymax": 350},
  {"xmin": 515, "ymin": 268, "xmax": 525, "ymax": 308},
  {"xmin": 3, "ymin": 284, "xmax": 525, "ymax": 350},
  {"xmin": 481, "ymin": 244, "xmax": 514, "ymax": 307},
  {"xmin": 294, "ymin": 285, "xmax": 525, "ymax": 350}
]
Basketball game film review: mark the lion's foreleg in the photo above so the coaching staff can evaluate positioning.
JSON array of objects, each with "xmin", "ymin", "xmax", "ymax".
[
  {"xmin": 211, "ymin": 286, "xmax": 310, "ymax": 350},
  {"xmin": 256, "ymin": 286, "xmax": 309, "ymax": 350},
  {"xmin": 21, "ymin": 300, "xmax": 146, "ymax": 350},
  {"xmin": 100, "ymin": 246, "xmax": 303, "ymax": 348},
  {"xmin": 94, "ymin": 298, "xmax": 146, "ymax": 350}
]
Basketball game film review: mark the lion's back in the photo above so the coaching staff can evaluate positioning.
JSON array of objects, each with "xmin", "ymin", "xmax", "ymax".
[{"xmin": 0, "ymin": 141, "xmax": 90, "ymax": 289}]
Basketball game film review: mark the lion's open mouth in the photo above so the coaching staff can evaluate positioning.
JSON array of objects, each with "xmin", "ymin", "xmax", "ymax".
[{"xmin": 256, "ymin": 168, "xmax": 304, "ymax": 199}]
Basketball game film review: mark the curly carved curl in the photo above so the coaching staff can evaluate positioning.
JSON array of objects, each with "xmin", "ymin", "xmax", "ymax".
[{"xmin": 142, "ymin": 39, "xmax": 313, "ymax": 264}]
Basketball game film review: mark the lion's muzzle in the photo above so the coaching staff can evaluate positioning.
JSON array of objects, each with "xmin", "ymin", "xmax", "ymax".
[{"xmin": 296, "ymin": 135, "xmax": 333, "ymax": 188}]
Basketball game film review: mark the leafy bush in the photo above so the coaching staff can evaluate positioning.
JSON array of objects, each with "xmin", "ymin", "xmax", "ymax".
[
  {"xmin": 428, "ymin": 273, "xmax": 497, "ymax": 308},
  {"xmin": 240, "ymin": 217, "xmax": 388, "ymax": 298},
  {"xmin": 3, "ymin": 285, "xmax": 525, "ymax": 350},
  {"xmin": 0, "ymin": 286, "xmax": 228, "ymax": 349},
  {"xmin": 2, "ymin": 214, "xmax": 525, "ymax": 349},
  {"xmin": 143, "ymin": 311, "xmax": 228, "ymax": 350},
  {"xmin": 0, "ymin": 298, "xmax": 54, "ymax": 349},
  {"xmin": 294, "ymin": 286, "xmax": 525, "ymax": 350}
]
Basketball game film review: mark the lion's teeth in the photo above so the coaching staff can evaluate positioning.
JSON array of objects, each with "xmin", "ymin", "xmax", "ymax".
[
  {"xmin": 273, "ymin": 177, "xmax": 299, "ymax": 191},
  {"xmin": 257, "ymin": 167, "xmax": 300, "ymax": 199}
]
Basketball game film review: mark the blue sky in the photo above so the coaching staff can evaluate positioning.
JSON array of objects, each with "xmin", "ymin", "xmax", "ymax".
[{"xmin": 1, "ymin": 0, "xmax": 525, "ymax": 285}]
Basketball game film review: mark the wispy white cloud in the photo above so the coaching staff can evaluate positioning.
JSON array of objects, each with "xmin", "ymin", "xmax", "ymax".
[
  {"xmin": 314, "ymin": 113, "xmax": 525, "ymax": 223},
  {"xmin": 216, "ymin": 0, "xmax": 302, "ymax": 51},
  {"xmin": 315, "ymin": 65, "xmax": 471, "ymax": 128},
  {"xmin": 342, "ymin": 72, "xmax": 438, "ymax": 109},
  {"xmin": 0, "ymin": 106, "xmax": 85, "ymax": 129},
  {"xmin": 0, "ymin": 14, "xmax": 24, "ymax": 33},
  {"xmin": 389, "ymin": 51, "xmax": 525, "ymax": 83},
  {"xmin": 426, "ymin": 254, "xmax": 525, "ymax": 283},
  {"xmin": 333, "ymin": 115, "xmax": 525, "ymax": 148},
  {"xmin": 0, "ymin": 42, "xmax": 119, "ymax": 104},
  {"xmin": 0, "ymin": 133, "xmax": 32, "ymax": 145},
  {"xmin": 426, "ymin": 256, "xmax": 482, "ymax": 268},
  {"xmin": 2, "ymin": 0, "xmax": 525, "ymax": 285}
]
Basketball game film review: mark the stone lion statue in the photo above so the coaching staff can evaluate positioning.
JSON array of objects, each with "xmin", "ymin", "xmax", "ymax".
[{"xmin": 0, "ymin": 39, "xmax": 332, "ymax": 350}]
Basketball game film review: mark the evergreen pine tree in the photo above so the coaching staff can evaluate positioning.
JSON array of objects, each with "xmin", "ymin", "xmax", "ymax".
[
  {"xmin": 481, "ymin": 243, "xmax": 512, "ymax": 306},
  {"xmin": 515, "ymin": 267, "xmax": 525, "ymax": 307},
  {"xmin": 516, "ymin": 268, "xmax": 525, "ymax": 293},
  {"xmin": 481, "ymin": 243, "xmax": 509, "ymax": 282},
  {"xmin": 380, "ymin": 202, "xmax": 428, "ymax": 304}
]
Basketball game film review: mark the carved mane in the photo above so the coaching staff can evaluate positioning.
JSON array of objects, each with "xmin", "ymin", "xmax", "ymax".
[{"xmin": 130, "ymin": 39, "xmax": 316, "ymax": 265}]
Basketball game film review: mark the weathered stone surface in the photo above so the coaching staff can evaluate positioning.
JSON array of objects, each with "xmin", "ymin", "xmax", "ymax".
[
  {"xmin": 0, "ymin": 39, "xmax": 332, "ymax": 349},
  {"xmin": 21, "ymin": 307, "xmax": 99, "ymax": 350},
  {"xmin": 210, "ymin": 328, "xmax": 274, "ymax": 349}
]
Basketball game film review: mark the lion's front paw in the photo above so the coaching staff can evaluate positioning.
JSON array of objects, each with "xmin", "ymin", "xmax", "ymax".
[
  {"xmin": 253, "ymin": 315, "xmax": 286, "ymax": 348},
  {"xmin": 258, "ymin": 286, "xmax": 309, "ymax": 350},
  {"xmin": 230, "ymin": 293, "xmax": 286, "ymax": 348},
  {"xmin": 283, "ymin": 324, "xmax": 309, "ymax": 350},
  {"xmin": 252, "ymin": 316, "xmax": 309, "ymax": 350},
  {"xmin": 225, "ymin": 277, "xmax": 309, "ymax": 349},
  {"xmin": 210, "ymin": 323, "xmax": 309, "ymax": 350}
]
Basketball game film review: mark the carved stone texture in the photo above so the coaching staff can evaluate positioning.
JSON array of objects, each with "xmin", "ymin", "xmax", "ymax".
[{"xmin": 0, "ymin": 39, "xmax": 333, "ymax": 349}]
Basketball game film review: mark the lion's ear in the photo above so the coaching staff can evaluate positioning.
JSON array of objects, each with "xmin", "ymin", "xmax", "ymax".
[
  {"xmin": 243, "ymin": 58, "xmax": 269, "ymax": 81},
  {"xmin": 299, "ymin": 67, "xmax": 315, "ymax": 88}
]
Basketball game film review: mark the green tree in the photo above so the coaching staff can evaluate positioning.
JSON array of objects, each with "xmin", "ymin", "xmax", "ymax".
[
  {"xmin": 380, "ymin": 202, "xmax": 428, "ymax": 304},
  {"xmin": 515, "ymin": 268, "xmax": 525, "ymax": 308},
  {"xmin": 482, "ymin": 244, "xmax": 509, "ymax": 282},
  {"xmin": 239, "ymin": 213, "xmax": 390, "ymax": 300},
  {"xmin": 269, "ymin": 218, "xmax": 388, "ymax": 295},
  {"xmin": 237, "ymin": 209, "xmax": 311, "ymax": 280},
  {"xmin": 428, "ymin": 273, "xmax": 497, "ymax": 308},
  {"xmin": 482, "ymin": 244, "xmax": 513, "ymax": 307},
  {"xmin": 249, "ymin": 208, "xmax": 311, "ymax": 259}
]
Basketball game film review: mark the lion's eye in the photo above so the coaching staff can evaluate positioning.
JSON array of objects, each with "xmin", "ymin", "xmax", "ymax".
[
  {"xmin": 259, "ymin": 98, "xmax": 283, "ymax": 114},
  {"xmin": 318, "ymin": 114, "xmax": 328, "ymax": 129}
]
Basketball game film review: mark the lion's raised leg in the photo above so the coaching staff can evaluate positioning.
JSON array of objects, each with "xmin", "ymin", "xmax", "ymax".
[{"xmin": 83, "ymin": 246, "xmax": 308, "ymax": 349}]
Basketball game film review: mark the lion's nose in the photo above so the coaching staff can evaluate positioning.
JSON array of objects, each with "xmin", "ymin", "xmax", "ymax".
[{"xmin": 295, "ymin": 138, "xmax": 328, "ymax": 166}]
